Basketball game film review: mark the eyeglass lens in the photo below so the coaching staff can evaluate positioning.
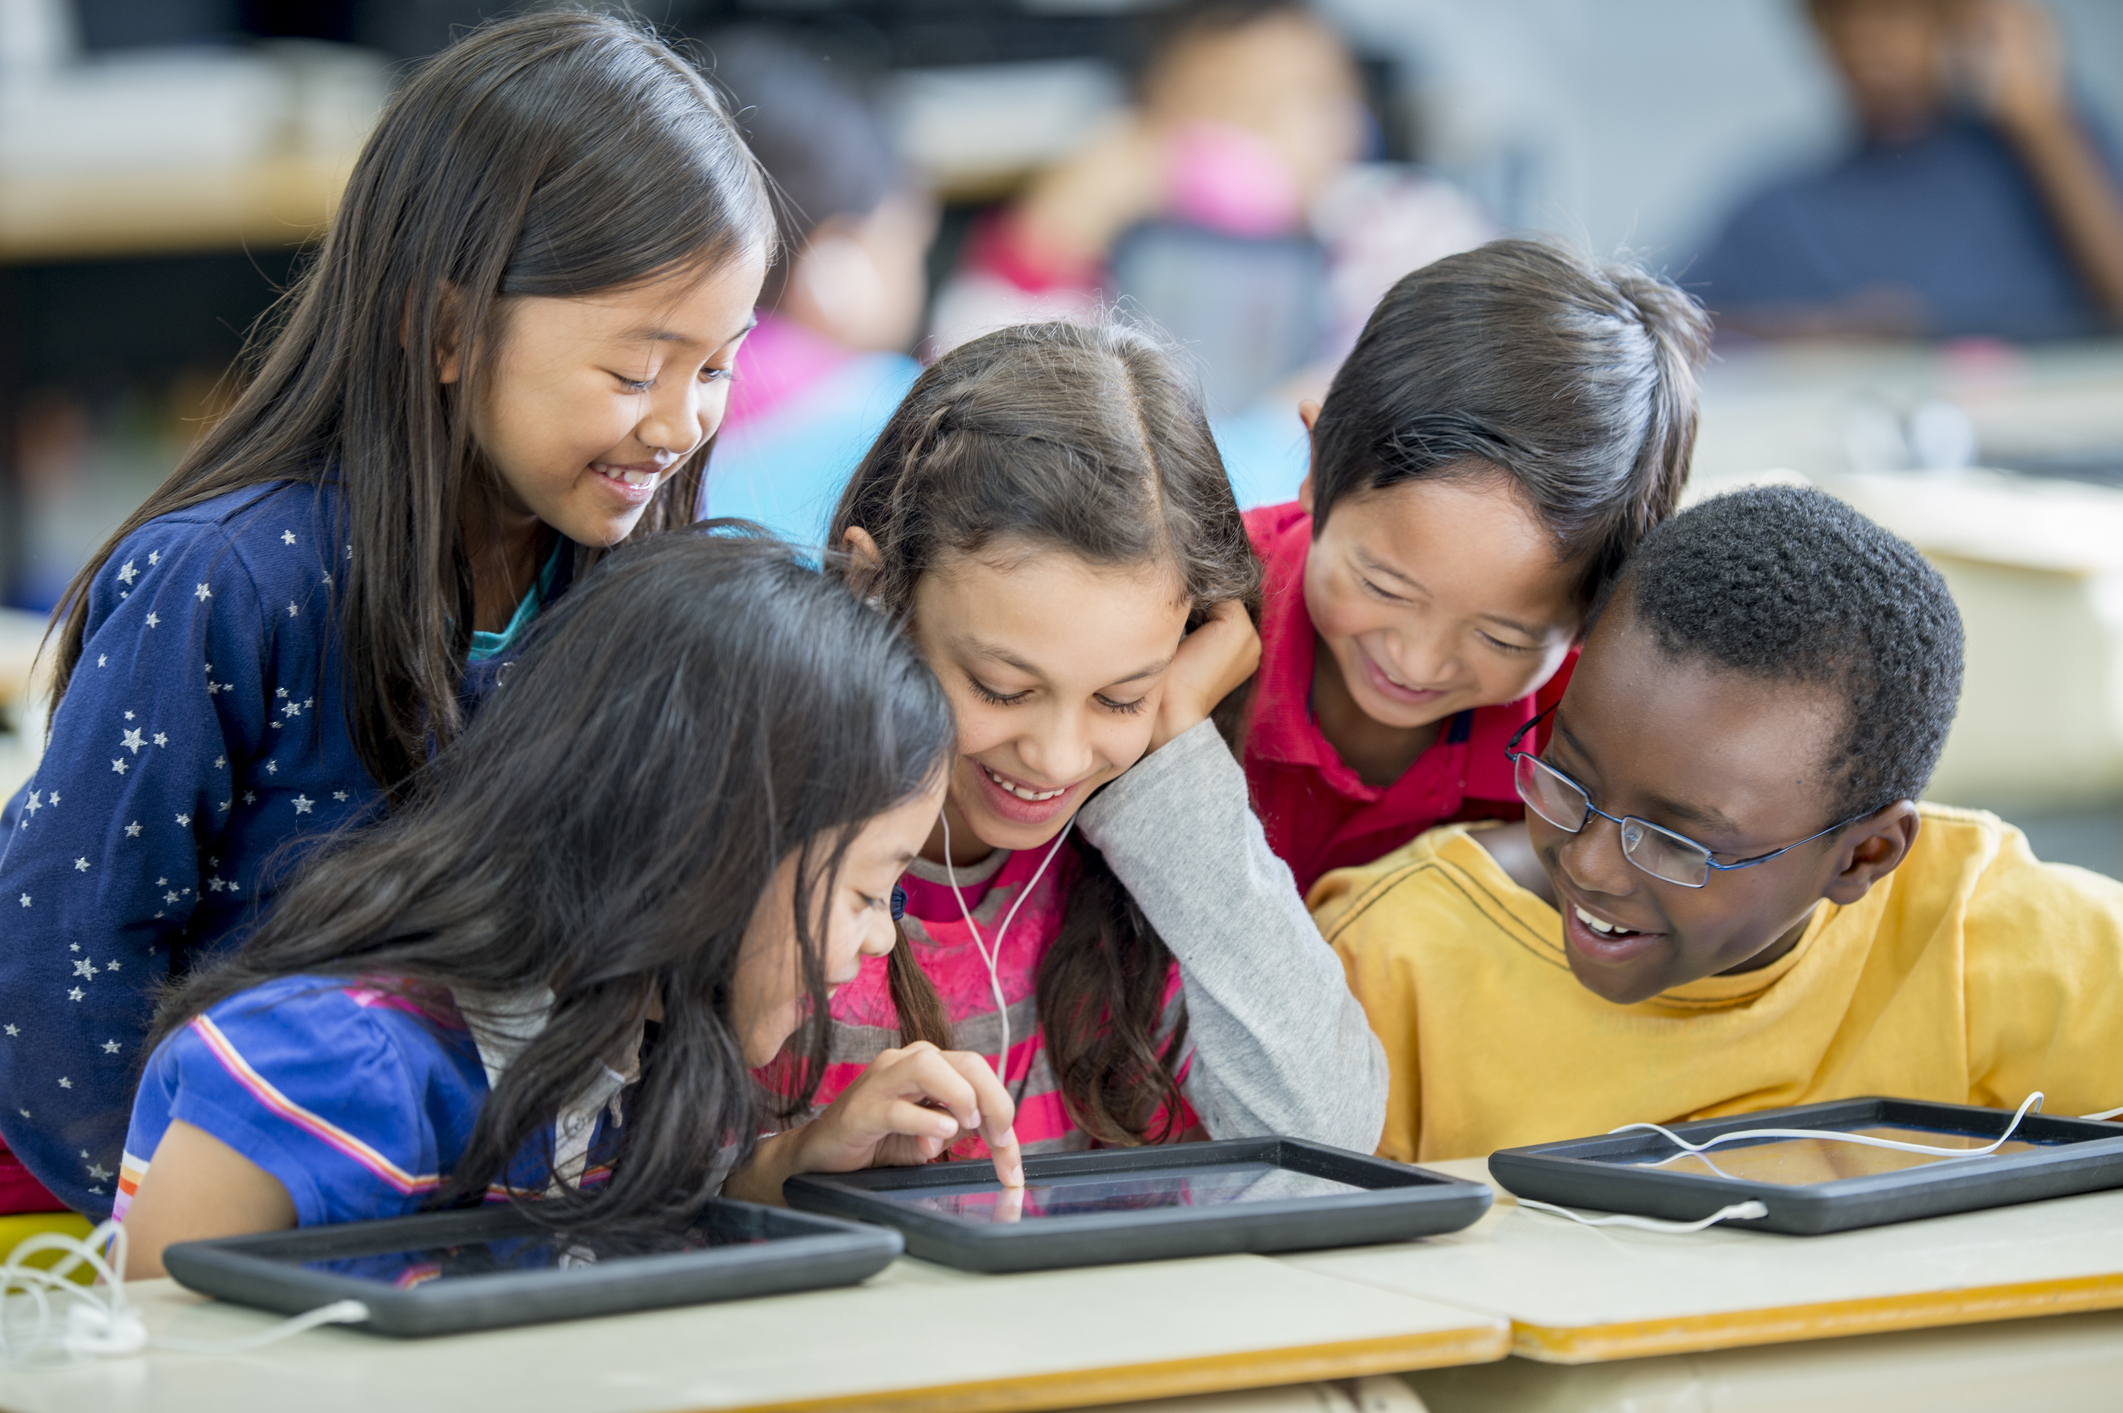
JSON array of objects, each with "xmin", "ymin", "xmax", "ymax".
[{"xmin": 1511, "ymin": 755, "xmax": 1713, "ymax": 888}]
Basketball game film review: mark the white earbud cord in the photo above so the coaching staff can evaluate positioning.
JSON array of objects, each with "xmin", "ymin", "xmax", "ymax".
[
  {"xmin": 939, "ymin": 811, "xmax": 1075, "ymax": 1081},
  {"xmin": 1615, "ymin": 1090, "xmax": 2048, "ymax": 1165},
  {"xmin": 0, "ymin": 1220, "xmax": 367, "ymax": 1362}
]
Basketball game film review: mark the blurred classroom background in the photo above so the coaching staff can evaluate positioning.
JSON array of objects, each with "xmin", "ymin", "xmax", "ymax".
[{"xmin": 7, "ymin": 0, "xmax": 2123, "ymax": 872}]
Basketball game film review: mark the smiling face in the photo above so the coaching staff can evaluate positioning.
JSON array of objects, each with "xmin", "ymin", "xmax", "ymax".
[
  {"xmin": 731, "ymin": 777, "xmax": 947, "ymax": 1066},
  {"xmin": 1301, "ymin": 467, "xmax": 1581, "ymax": 733},
  {"xmin": 1528, "ymin": 603, "xmax": 1874, "ymax": 1005},
  {"xmin": 908, "ymin": 544, "xmax": 1191, "ymax": 860},
  {"xmin": 459, "ymin": 247, "xmax": 768, "ymax": 548}
]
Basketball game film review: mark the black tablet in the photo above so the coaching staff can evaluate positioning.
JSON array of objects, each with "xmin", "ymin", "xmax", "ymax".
[
  {"xmin": 1489, "ymin": 1097, "xmax": 2123, "ymax": 1236},
  {"xmin": 782, "ymin": 1136, "xmax": 1491, "ymax": 1273},
  {"xmin": 162, "ymin": 1199, "xmax": 903, "ymax": 1337}
]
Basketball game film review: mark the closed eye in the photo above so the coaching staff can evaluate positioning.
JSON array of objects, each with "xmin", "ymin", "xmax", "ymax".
[
  {"xmin": 1357, "ymin": 575, "xmax": 1406, "ymax": 603},
  {"xmin": 613, "ymin": 372, "xmax": 654, "ymax": 393},
  {"xmin": 1477, "ymin": 631, "xmax": 1537, "ymax": 655},
  {"xmin": 969, "ymin": 679, "xmax": 1031, "ymax": 707},
  {"xmin": 1095, "ymin": 694, "xmax": 1147, "ymax": 715}
]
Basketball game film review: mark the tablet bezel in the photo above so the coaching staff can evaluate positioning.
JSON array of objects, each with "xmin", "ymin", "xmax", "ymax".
[
  {"xmin": 782, "ymin": 1136, "xmax": 1492, "ymax": 1273},
  {"xmin": 1488, "ymin": 1096, "xmax": 2123, "ymax": 1236},
  {"xmin": 162, "ymin": 1198, "xmax": 903, "ymax": 1337}
]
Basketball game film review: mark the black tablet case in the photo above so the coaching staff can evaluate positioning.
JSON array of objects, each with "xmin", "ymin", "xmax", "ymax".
[
  {"xmin": 163, "ymin": 1199, "xmax": 902, "ymax": 1337},
  {"xmin": 784, "ymin": 1136, "xmax": 1492, "ymax": 1273},
  {"xmin": 1489, "ymin": 1097, "xmax": 2123, "ymax": 1236}
]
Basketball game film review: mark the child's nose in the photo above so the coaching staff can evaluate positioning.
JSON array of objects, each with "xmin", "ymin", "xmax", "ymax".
[
  {"xmin": 1015, "ymin": 711, "xmax": 1096, "ymax": 784},
  {"xmin": 1557, "ymin": 813, "xmax": 1640, "ymax": 897},
  {"xmin": 637, "ymin": 378, "xmax": 721, "ymax": 457}
]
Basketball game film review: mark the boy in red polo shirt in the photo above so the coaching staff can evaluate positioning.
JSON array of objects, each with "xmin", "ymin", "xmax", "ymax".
[{"xmin": 1244, "ymin": 240, "xmax": 1712, "ymax": 892}]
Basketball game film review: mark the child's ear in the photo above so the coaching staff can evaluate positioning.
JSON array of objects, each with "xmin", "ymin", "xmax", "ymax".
[
  {"xmin": 1821, "ymin": 801, "xmax": 1921, "ymax": 906},
  {"xmin": 432, "ymin": 284, "xmax": 468, "ymax": 386},
  {"xmin": 841, "ymin": 526, "xmax": 887, "ymax": 600}
]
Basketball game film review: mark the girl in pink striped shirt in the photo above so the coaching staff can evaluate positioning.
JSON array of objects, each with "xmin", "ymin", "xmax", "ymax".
[{"xmin": 728, "ymin": 322, "xmax": 1388, "ymax": 1199}]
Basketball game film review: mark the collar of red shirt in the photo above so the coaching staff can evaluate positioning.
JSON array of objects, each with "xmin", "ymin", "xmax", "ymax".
[{"xmin": 1243, "ymin": 500, "xmax": 1558, "ymax": 806}]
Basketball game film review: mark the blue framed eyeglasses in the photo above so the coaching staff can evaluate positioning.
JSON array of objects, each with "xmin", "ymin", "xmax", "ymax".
[{"xmin": 1504, "ymin": 706, "xmax": 1865, "ymax": 888}]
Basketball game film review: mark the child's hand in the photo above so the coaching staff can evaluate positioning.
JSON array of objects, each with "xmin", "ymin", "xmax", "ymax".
[
  {"xmin": 723, "ymin": 1042, "xmax": 1024, "ymax": 1206},
  {"xmin": 1151, "ymin": 598, "xmax": 1260, "ymax": 753}
]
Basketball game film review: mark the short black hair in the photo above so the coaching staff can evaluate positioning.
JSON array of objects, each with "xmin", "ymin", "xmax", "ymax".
[
  {"xmin": 1606, "ymin": 484, "xmax": 1965, "ymax": 820},
  {"xmin": 1309, "ymin": 238, "xmax": 1712, "ymax": 605}
]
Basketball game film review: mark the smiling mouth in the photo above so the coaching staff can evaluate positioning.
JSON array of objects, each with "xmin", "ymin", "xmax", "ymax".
[
  {"xmin": 592, "ymin": 462, "xmax": 666, "ymax": 489},
  {"xmin": 1573, "ymin": 905, "xmax": 1649, "ymax": 940},
  {"xmin": 980, "ymin": 762, "xmax": 1067, "ymax": 802}
]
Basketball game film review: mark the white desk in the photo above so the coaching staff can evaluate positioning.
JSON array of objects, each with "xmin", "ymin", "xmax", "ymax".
[
  {"xmin": 0, "ymin": 1253, "xmax": 1505, "ymax": 1413},
  {"xmin": 1280, "ymin": 1158, "xmax": 2123, "ymax": 1365}
]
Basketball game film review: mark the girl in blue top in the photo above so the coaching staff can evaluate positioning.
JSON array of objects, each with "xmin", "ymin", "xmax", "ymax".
[
  {"xmin": 118, "ymin": 531, "xmax": 1022, "ymax": 1276},
  {"xmin": 0, "ymin": 12, "xmax": 772, "ymax": 1215}
]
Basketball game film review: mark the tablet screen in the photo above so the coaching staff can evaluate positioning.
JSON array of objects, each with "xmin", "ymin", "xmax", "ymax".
[
  {"xmin": 878, "ymin": 1160, "xmax": 1371, "ymax": 1222},
  {"xmin": 1610, "ymin": 1124, "xmax": 2058, "ymax": 1186},
  {"xmin": 300, "ymin": 1225, "xmax": 755, "ymax": 1288}
]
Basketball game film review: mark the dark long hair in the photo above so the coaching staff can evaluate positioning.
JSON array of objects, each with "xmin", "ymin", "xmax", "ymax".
[
  {"xmin": 1309, "ymin": 238, "xmax": 1712, "ymax": 604},
  {"xmin": 150, "ymin": 529, "xmax": 955, "ymax": 1229},
  {"xmin": 828, "ymin": 321, "xmax": 1262, "ymax": 1145},
  {"xmin": 45, "ymin": 11, "xmax": 774, "ymax": 798}
]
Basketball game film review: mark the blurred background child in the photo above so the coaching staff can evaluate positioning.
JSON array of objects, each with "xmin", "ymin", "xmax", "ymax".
[
  {"xmin": 704, "ymin": 31, "xmax": 938, "ymax": 546},
  {"xmin": 1692, "ymin": 0, "xmax": 2123, "ymax": 340}
]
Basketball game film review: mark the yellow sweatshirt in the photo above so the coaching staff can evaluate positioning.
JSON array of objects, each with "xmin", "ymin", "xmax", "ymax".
[{"xmin": 1314, "ymin": 805, "xmax": 2123, "ymax": 1163}]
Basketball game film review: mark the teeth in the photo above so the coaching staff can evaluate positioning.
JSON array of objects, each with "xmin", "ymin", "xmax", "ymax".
[
  {"xmin": 983, "ymin": 764, "xmax": 1065, "ymax": 802},
  {"xmin": 1575, "ymin": 905, "xmax": 1634, "ymax": 937},
  {"xmin": 597, "ymin": 465, "xmax": 660, "ymax": 488}
]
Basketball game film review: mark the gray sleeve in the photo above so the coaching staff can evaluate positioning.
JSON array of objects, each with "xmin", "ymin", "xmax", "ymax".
[{"xmin": 1074, "ymin": 719, "xmax": 1388, "ymax": 1154}]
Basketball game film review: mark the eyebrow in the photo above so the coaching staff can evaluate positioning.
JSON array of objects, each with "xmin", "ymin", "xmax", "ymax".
[
  {"xmin": 1358, "ymin": 552, "xmax": 1546, "ymax": 640},
  {"xmin": 1552, "ymin": 717, "xmax": 1742, "ymax": 837},
  {"xmin": 964, "ymin": 637, "xmax": 1173, "ymax": 688},
  {"xmin": 619, "ymin": 314, "xmax": 759, "ymax": 349}
]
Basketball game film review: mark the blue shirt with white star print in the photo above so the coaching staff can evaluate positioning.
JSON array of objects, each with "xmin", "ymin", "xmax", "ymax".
[{"xmin": 0, "ymin": 481, "xmax": 561, "ymax": 1215}]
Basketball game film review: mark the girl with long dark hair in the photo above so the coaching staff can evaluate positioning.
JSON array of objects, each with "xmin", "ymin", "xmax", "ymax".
[
  {"xmin": 0, "ymin": 12, "xmax": 774, "ymax": 1216},
  {"xmin": 726, "ymin": 322, "xmax": 1387, "ymax": 1201},
  {"xmin": 117, "ymin": 531, "xmax": 1019, "ymax": 1278}
]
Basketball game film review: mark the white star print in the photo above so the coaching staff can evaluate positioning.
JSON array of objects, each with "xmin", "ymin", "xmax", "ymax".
[
  {"xmin": 287, "ymin": 601, "xmax": 300, "ymax": 618},
  {"xmin": 56, "ymin": 1077, "xmax": 71, "ymax": 1088},
  {"xmin": 282, "ymin": 530, "xmax": 296, "ymax": 545},
  {"xmin": 282, "ymin": 701, "xmax": 301, "ymax": 718},
  {"xmin": 96, "ymin": 654, "xmax": 106, "ymax": 668},
  {"xmin": 117, "ymin": 560, "xmax": 136, "ymax": 585},
  {"xmin": 99, "ymin": 1040, "xmax": 118, "ymax": 1054},
  {"xmin": 121, "ymin": 728, "xmax": 144, "ymax": 754},
  {"xmin": 110, "ymin": 759, "xmax": 126, "ymax": 775},
  {"xmin": 213, "ymin": 756, "xmax": 225, "ymax": 769},
  {"xmin": 194, "ymin": 582, "xmax": 212, "ymax": 602},
  {"xmin": 3, "ymin": 1026, "xmax": 14, "ymax": 1037},
  {"xmin": 15, "ymin": 895, "xmax": 27, "ymax": 908},
  {"xmin": 147, "ymin": 550, "xmax": 159, "ymax": 565},
  {"xmin": 333, "ymin": 790, "xmax": 349, "ymax": 802},
  {"xmin": 21, "ymin": 791, "xmax": 37, "ymax": 818},
  {"xmin": 124, "ymin": 821, "xmax": 140, "ymax": 837},
  {"xmin": 208, "ymin": 878, "xmax": 225, "ymax": 892},
  {"xmin": 322, "ymin": 572, "xmax": 333, "ymax": 587},
  {"xmin": 144, "ymin": 612, "xmax": 159, "ymax": 628},
  {"xmin": 156, "ymin": 877, "xmax": 167, "ymax": 886},
  {"xmin": 276, "ymin": 687, "xmax": 287, "ymax": 698},
  {"xmin": 163, "ymin": 891, "xmax": 179, "ymax": 905},
  {"xmin": 243, "ymin": 791, "xmax": 256, "ymax": 804},
  {"xmin": 153, "ymin": 733, "xmax": 167, "ymax": 748},
  {"xmin": 72, "ymin": 959, "xmax": 96, "ymax": 979},
  {"xmin": 264, "ymin": 761, "xmax": 277, "ymax": 776},
  {"xmin": 293, "ymin": 795, "xmax": 314, "ymax": 815},
  {"xmin": 67, "ymin": 944, "xmax": 76, "ymax": 953},
  {"xmin": 106, "ymin": 960, "xmax": 120, "ymax": 972},
  {"xmin": 86, "ymin": 1163, "xmax": 111, "ymax": 1182},
  {"xmin": 123, "ymin": 710, "xmax": 134, "ymax": 721},
  {"xmin": 72, "ymin": 858, "xmax": 87, "ymax": 873},
  {"xmin": 47, "ymin": 792, "xmax": 58, "ymax": 806},
  {"xmin": 218, "ymin": 799, "xmax": 231, "ymax": 812},
  {"xmin": 175, "ymin": 813, "xmax": 191, "ymax": 826}
]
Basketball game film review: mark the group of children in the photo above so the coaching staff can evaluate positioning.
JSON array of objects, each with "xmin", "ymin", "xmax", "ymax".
[{"xmin": 4, "ymin": 13, "xmax": 2121, "ymax": 1281}]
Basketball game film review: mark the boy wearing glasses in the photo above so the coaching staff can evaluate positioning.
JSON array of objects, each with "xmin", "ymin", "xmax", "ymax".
[{"xmin": 1318, "ymin": 485, "xmax": 2123, "ymax": 1164}]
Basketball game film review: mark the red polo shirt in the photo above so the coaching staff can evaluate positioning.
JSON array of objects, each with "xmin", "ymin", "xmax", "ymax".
[{"xmin": 1242, "ymin": 502, "xmax": 1573, "ymax": 895}]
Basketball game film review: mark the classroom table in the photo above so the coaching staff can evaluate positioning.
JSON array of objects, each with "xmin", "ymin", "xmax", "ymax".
[
  {"xmin": 0, "ymin": 1250, "xmax": 1506, "ymax": 1413},
  {"xmin": 1281, "ymin": 1157, "xmax": 2123, "ymax": 1365}
]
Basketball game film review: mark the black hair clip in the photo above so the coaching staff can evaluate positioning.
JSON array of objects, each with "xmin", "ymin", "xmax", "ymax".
[{"xmin": 890, "ymin": 886, "xmax": 906, "ymax": 922}]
